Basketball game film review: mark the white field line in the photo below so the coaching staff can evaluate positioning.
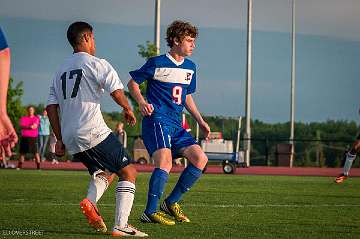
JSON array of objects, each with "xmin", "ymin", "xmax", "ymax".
[{"xmin": 2, "ymin": 202, "xmax": 360, "ymax": 208}]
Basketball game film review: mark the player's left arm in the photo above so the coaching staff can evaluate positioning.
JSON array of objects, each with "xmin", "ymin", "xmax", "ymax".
[
  {"xmin": 185, "ymin": 94, "xmax": 210, "ymax": 139},
  {"xmin": 110, "ymin": 89, "xmax": 136, "ymax": 126},
  {"xmin": 98, "ymin": 60, "xmax": 137, "ymax": 126}
]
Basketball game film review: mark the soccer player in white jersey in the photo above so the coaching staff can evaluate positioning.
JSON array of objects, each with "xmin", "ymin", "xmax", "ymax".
[
  {"xmin": 335, "ymin": 133, "xmax": 360, "ymax": 183},
  {"xmin": 128, "ymin": 20, "xmax": 210, "ymax": 225},
  {"xmin": 46, "ymin": 22, "xmax": 147, "ymax": 237}
]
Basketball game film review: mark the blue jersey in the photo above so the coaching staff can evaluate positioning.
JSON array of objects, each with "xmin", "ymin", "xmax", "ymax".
[
  {"xmin": 0, "ymin": 27, "xmax": 9, "ymax": 51},
  {"xmin": 130, "ymin": 53, "xmax": 196, "ymax": 125}
]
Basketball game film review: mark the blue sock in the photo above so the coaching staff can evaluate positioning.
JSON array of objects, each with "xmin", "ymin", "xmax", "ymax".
[
  {"xmin": 144, "ymin": 168, "xmax": 169, "ymax": 215},
  {"xmin": 166, "ymin": 164, "xmax": 202, "ymax": 205}
]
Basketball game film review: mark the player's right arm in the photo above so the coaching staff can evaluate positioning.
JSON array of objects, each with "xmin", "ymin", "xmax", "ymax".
[
  {"xmin": 46, "ymin": 104, "xmax": 65, "ymax": 156},
  {"xmin": 46, "ymin": 75, "xmax": 65, "ymax": 156},
  {"xmin": 127, "ymin": 79, "xmax": 154, "ymax": 116},
  {"xmin": 128, "ymin": 57, "xmax": 156, "ymax": 116}
]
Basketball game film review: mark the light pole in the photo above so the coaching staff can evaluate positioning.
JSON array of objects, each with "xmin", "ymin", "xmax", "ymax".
[
  {"xmin": 289, "ymin": 0, "xmax": 296, "ymax": 167},
  {"xmin": 244, "ymin": 0, "xmax": 253, "ymax": 167},
  {"xmin": 154, "ymin": 0, "xmax": 161, "ymax": 55}
]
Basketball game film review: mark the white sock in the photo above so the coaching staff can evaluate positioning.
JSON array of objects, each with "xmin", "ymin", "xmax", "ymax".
[
  {"xmin": 115, "ymin": 181, "xmax": 135, "ymax": 228},
  {"xmin": 87, "ymin": 174, "xmax": 109, "ymax": 204},
  {"xmin": 343, "ymin": 152, "xmax": 356, "ymax": 176}
]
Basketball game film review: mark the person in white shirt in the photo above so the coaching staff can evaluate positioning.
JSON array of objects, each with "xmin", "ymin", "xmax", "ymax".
[
  {"xmin": 335, "ymin": 133, "xmax": 360, "ymax": 183},
  {"xmin": 114, "ymin": 122, "xmax": 127, "ymax": 148},
  {"xmin": 48, "ymin": 132, "xmax": 58, "ymax": 164},
  {"xmin": 46, "ymin": 21, "xmax": 147, "ymax": 237}
]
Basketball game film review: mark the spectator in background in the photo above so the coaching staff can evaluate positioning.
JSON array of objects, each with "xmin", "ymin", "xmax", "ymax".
[
  {"xmin": 38, "ymin": 109, "xmax": 50, "ymax": 161},
  {"xmin": 48, "ymin": 132, "xmax": 59, "ymax": 164},
  {"xmin": 0, "ymin": 27, "xmax": 18, "ymax": 157},
  {"xmin": 0, "ymin": 147, "xmax": 7, "ymax": 168},
  {"xmin": 17, "ymin": 106, "xmax": 41, "ymax": 170},
  {"xmin": 114, "ymin": 122, "xmax": 127, "ymax": 148}
]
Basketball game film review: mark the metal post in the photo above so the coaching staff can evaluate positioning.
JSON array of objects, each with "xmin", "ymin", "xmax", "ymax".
[
  {"xmin": 154, "ymin": 0, "xmax": 161, "ymax": 55},
  {"xmin": 289, "ymin": 0, "xmax": 296, "ymax": 168},
  {"xmin": 244, "ymin": 0, "xmax": 253, "ymax": 167},
  {"xmin": 236, "ymin": 116, "xmax": 242, "ymax": 152},
  {"xmin": 191, "ymin": 121, "xmax": 200, "ymax": 168},
  {"xmin": 196, "ymin": 122, "xmax": 199, "ymax": 142}
]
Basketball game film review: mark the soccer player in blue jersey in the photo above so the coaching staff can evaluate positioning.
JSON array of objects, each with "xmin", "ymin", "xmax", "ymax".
[
  {"xmin": 0, "ymin": 27, "xmax": 18, "ymax": 157},
  {"xmin": 128, "ymin": 20, "xmax": 210, "ymax": 225}
]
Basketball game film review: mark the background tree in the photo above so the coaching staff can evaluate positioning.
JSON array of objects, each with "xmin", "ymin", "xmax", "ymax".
[
  {"xmin": 138, "ymin": 41, "xmax": 158, "ymax": 60},
  {"xmin": 7, "ymin": 77, "xmax": 25, "ymax": 132},
  {"xmin": 33, "ymin": 103, "xmax": 45, "ymax": 115},
  {"xmin": 125, "ymin": 40, "xmax": 157, "ymax": 112},
  {"xmin": 185, "ymin": 115, "xmax": 359, "ymax": 167}
]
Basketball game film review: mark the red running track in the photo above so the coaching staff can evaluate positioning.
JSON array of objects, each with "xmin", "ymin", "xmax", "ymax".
[{"xmin": 4, "ymin": 160, "xmax": 360, "ymax": 177}]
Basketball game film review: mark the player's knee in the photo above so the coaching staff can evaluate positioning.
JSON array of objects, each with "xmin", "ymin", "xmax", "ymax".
[
  {"xmin": 197, "ymin": 153, "xmax": 208, "ymax": 165},
  {"xmin": 158, "ymin": 162, "xmax": 172, "ymax": 173},
  {"xmin": 203, "ymin": 154, "xmax": 209, "ymax": 164},
  {"xmin": 191, "ymin": 153, "xmax": 208, "ymax": 169},
  {"xmin": 105, "ymin": 173, "xmax": 115, "ymax": 185},
  {"xmin": 161, "ymin": 157, "xmax": 173, "ymax": 167},
  {"xmin": 155, "ymin": 155, "xmax": 173, "ymax": 172},
  {"xmin": 95, "ymin": 172, "xmax": 113, "ymax": 186},
  {"xmin": 353, "ymin": 140, "xmax": 360, "ymax": 153},
  {"xmin": 118, "ymin": 165, "xmax": 137, "ymax": 183}
]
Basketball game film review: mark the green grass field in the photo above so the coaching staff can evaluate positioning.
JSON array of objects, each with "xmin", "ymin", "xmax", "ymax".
[{"xmin": 0, "ymin": 170, "xmax": 359, "ymax": 239}]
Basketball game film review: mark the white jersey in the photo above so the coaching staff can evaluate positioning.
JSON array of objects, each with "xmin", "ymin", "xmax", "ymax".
[{"xmin": 47, "ymin": 52, "xmax": 124, "ymax": 154}]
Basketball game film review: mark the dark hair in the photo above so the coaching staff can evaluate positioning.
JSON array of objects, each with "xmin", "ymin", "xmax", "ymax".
[
  {"xmin": 166, "ymin": 20, "xmax": 198, "ymax": 48},
  {"xmin": 26, "ymin": 105, "xmax": 35, "ymax": 113},
  {"xmin": 67, "ymin": 21, "xmax": 93, "ymax": 48}
]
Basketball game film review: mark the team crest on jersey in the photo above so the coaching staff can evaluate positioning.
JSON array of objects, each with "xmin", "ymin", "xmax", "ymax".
[{"xmin": 185, "ymin": 72, "xmax": 192, "ymax": 81}]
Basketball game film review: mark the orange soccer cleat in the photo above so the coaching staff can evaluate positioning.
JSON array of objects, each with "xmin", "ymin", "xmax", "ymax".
[
  {"xmin": 79, "ymin": 198, "xmax": 107, "ymax": 233},
  {"xmin": 334, "ymin": 174, "xmax": 348, "ymax": 184}
]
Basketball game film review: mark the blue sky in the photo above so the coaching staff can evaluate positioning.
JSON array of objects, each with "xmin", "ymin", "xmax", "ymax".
[{"xmin": 0, "ymin": 0, "xmax": 359, "ymax": 124}]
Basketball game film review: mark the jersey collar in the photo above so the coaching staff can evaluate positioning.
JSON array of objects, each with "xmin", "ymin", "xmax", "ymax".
[
  {"xmin": 166, "ymin": 53, "xmax": 184, "ymax": 66},
  {"xmin": 73, "ymin": 51, "xmax": 91, "ymax": 57}
]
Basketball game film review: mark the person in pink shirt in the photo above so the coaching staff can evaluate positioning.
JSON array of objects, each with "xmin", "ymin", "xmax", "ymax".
[{"xmin": 17, "ymin": 106, "xmax": 41, "ymax": 169}]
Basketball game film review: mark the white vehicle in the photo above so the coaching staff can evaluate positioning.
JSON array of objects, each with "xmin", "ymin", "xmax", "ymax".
[{"xmin": 201, "ymin": 132, "xmax": 245, "ymax": 174}]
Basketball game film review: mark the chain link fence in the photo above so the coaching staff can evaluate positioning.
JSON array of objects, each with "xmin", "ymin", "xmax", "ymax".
[{"xmin": 243, "ymin": 138, "xmax": 359, "ymax": 167}]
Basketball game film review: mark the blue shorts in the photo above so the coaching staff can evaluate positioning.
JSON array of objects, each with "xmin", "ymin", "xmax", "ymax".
[
  {"xmin": 73, "ymin": 133, "xmax": 132, "ymax": 176},
  {"xmin": 142, "ymin": 116, "xmax": 197, "ymax": 157}
]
